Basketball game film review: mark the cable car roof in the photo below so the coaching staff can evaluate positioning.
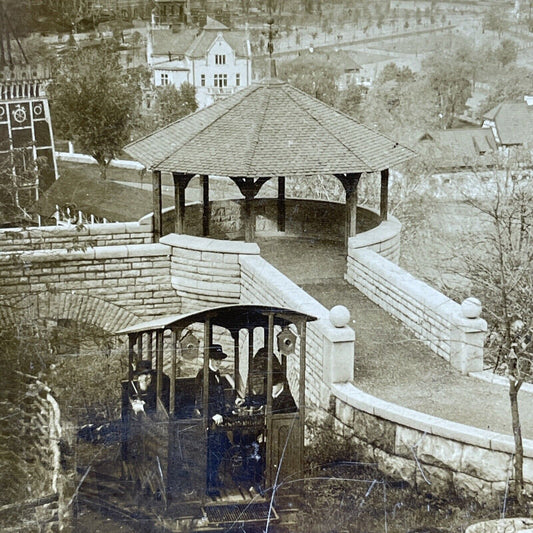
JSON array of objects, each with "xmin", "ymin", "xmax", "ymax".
[{"xmin": 116, "ymin": 304, "xmax": 317, "ymax": 335}]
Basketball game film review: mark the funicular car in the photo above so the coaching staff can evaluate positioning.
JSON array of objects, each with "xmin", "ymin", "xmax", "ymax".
[{"xmin": 117, "ymin": 304, "xmax": 317, "ymax": 532}]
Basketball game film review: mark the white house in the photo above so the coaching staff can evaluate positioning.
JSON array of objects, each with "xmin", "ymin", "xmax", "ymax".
[{"xmin": 148, "ymin": 17, "xmax": 252, "ymax": 108}]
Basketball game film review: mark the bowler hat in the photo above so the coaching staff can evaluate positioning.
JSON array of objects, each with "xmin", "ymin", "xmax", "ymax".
[{"xmin": 208, "ymin": 344, "xmax": 228, "ymax": 360}]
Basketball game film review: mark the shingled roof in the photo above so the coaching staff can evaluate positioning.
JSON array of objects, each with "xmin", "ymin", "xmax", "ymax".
[
  {"xmin": 124, "ymin": 78, "xmax": 416, "ymax": 177},
  {"xmin": 483, "ymin": 101, "xmax": 533, "ymax": 146}
]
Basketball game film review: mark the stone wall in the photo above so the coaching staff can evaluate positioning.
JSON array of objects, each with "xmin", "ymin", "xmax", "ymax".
[
  {"xmin": 160, "ymin": 234, "xmax": 260, "ymax": 311},
  {"xmin": 331, "ymin": 382, "xmax": 533, "ymax": 504},
  {"xmin": 0, "ymin": 243, "xmax": 180, "ymax": 331},
  {"xmin": 161, "ymin": 199, "xmax": 381, "ymax": 242},
  {"xmin": 0, "ymin": 221, "xmax": 152, "ymax": 252},
  {"xmin": 240, "ymin": 254, "xmax": 355, "ymax": 412},
  {"xmin": 345, "ymin": 247, "xmax": 487, "ymax": 373},
  {"xmin": 348, "ymin": 216, "xmax": 402, "ymax": 263}
]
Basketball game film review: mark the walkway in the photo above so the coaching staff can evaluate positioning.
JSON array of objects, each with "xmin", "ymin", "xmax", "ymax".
[{"xmin": 256, "ymin": 236, "xmax": 533, "ymax": 441}]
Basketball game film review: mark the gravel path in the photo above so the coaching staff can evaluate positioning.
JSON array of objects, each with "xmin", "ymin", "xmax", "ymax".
[{"xmin": 257, "ymin": 236, "xmax": 533, "ymax": 440}]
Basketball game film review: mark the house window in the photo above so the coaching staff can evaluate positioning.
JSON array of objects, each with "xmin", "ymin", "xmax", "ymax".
[
  {"xmin": 201, "ymin": 74, "xmax": 206, "ymax": 87},
  {"xmin": 160, "ymin": 72, "xmax": 169, "ymax": 85},
  {"xmin": 215, "ymin": 54, "xmax": 226, "ymax": 65},
  {"xmin": 236, "ymin": 73, "xmax": 240, "ymax": 87},
  {"xmin": 214, "ymin": 74, "xmax": 228, "ymax": 87}
]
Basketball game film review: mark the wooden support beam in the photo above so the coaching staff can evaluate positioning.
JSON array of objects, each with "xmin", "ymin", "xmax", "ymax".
[
  {"xmin": 202, "ymin": 174, "xmax": 209, "ymax": 236},
  {"xmin": 277, "ymin": 176, "xmax": 286, "ymax": 232},
  {"xmin": 345, "ymin": 184, "xmax": 358, "ymax": 249},
  {"xmin": 243, "ymin": 192, "xmax": 255, "ymax": 242},
  {"xmin": 380, "ymin": 168, "xmax": 389, "ymax": 222},
  {"xmin": 152, "ymin": 170, "xmax": 162, "ymax": 242},
  {"xmin": 335, "ymin": 173, "xmax": 360, "ymax": 250},
  {"xmin": 155, "ymin": 330, "xmax": 163, "ymax": 413}
]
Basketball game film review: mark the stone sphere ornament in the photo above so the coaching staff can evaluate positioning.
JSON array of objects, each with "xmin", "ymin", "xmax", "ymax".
[
  {"xmin": 461, "ymin": 297, "xmax": 482, "ymax": 319},
  {"xmin": 329, "ymin": 305, "xmax": 350, "ymax": 328}
]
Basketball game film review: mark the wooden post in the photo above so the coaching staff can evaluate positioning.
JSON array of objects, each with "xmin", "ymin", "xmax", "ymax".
[
  {"xmin": 128, "ymin": 335, "xmax": 136, "ymax": 382},
  {"xmin": 380, "ymin": 168, "xmax": 389, "ymax": 222},
  {"xmin": 277, "ymin": 176, "xmax": 286, "ymax": 232},
  {"xmin": 247, "ymin": 328, "xmax": 254, "ymax": 396},
  {"xmin": 233, "ymin": 331, "xmax": 240, "ymax": 394},
  {"xmin": 243, "ymin": 195, "xmax": 254, "ymax": 242},
  {"xmin": 202, "ymin": 174, "xmax": 209, "ymax": 236},
  {"xmin": 156, "ymin": 330, "xmax": 163, "ymax": 413},
  {"xmin": 152, "ymin": 170, "xmax": 162, "ymax": 241},
  {"xmin": 298, "ymin": 319, "xmax": 307, "ymax": 495},
  {"xmin": 345, "ymin": 184, "xmax": 358, "ymax": 249},
  {"xmin": 170, "ymin": 329, "xmax": 179, "ymax": 416},
  {"xmin": 173, "ymin": 173, "xmax": 187, "ymax": 234},
  {"xmin": 147, "ymin": 332, "xmax": 153, "ymax": 363},
  {"xmin": 265, "ymin": 313, "xmax": 274, "ymax": 489}
]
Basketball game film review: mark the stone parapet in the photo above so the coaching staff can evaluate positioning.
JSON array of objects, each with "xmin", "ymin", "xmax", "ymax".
[
  {"xmin": 0, "ymin": 221, "xmax": 152, "ymax": 252},
  {"xmin": 240, "ymin": 254, "xmax": 355, "ymax": 410},
  {"xmin": 348, "ymin": 215, "xmax": 402, "ymax": 263},
  {"xmin": 345, "ymin": 247, "xmax": 487, "ymax": 373},
  {"xmin": 160, "ymin": 234, "xmax": 260, "ymax": 312},
  {"xmin": 0, "ymin": 242, "xmax": 179, "ymax": 330},
  {"xmin": 332, "ymin": 382, "xmax": 533, "ymax": 504}
]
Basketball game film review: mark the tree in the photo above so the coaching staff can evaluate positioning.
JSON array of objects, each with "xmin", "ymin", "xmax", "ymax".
[
  {"xmin": 460, "ymin": 153, "xmax": 533, "ymax": 513},
  {"xmin": 47, "ymin": 45, "xmax": 144, "ymax": 179},
  {"xmin": 277, "ymin": 53, "xmax": 340, "ymax": 107},
  {"xmin": 483, "ymin": 6, "xmax": 510, "ymax": 39},
  {"xmin": 494, "ymin": 39, "xmax": 519, "ymax": 67},
  {"xmin": 0, "ymin": 1, "xmax": 32, "ymax": 67},
  {"xmin": 422, "ymin": 51, "xmax": 471, "ymax": 128},
  {"xmin": 0, "ymin": 147, "xmax": 49, "ymax": 226},
  {"xmin": 335, "ymin": 83, "xmax": 366, "ymax": 118},
  {"xmin": 376, "ymin": 63, "xmax": 416, "ymax": 85},
  {"xmin": 481, "ymin": 66, "xmax": 533, "ymax": 114},
  {"xmin": 154, "ymin": 82, "xmax": 198, "ymax": 127}
]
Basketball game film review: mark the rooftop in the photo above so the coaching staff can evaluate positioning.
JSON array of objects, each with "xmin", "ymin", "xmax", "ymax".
[
  {"xmin": 483, "ymin": 101, "xmax": 533, "ymax": 146},
  {"xmin": 125, "ymin": 78, "xmax": 416, "ymax": 177}
]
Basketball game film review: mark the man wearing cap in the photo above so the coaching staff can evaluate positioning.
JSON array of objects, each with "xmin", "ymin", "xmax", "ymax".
[{"xmin": 195, "ymin": 344, "xmax": 233, "ymax": 496}]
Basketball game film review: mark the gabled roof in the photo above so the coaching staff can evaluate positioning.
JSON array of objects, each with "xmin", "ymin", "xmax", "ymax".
[
  {"xmin": 417, "ymin": 128, "xmax": 497, "ymax": 168},
  {"xmin": 124, "ymin": 78, "xmax": 416, "ymax": 177},
  {"xmin": 151, "ymin": 28, "xmax": 198, "ymax": 57},
  {"xmin": 186, "ymin": 28, "xmax": 249, "ymax": 58},
  {"xmin": 483, "ymin": 101, "xmax": 533, "ymax": 146}
]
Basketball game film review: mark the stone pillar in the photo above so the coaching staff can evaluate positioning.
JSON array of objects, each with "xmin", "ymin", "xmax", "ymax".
[
  {"xmin": 321, "ymin": 306, "xmax": 355, "ymax": 404},
  {"xmin": 449, "ymin": 298, "xmax": 487, "ymax": 375}
]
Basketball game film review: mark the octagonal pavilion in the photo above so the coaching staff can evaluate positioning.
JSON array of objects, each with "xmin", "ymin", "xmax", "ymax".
[{"xmin": 124, "ymin": 78, "xmax": 416, "ymax": 245}]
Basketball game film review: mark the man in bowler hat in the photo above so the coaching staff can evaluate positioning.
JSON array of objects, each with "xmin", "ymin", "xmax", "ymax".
[{"xmin": 195, "ymin": 344, "xmax": 233, "ymax": 496}]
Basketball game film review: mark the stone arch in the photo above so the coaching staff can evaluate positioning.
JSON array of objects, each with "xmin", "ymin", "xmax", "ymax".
[{"xmin": 0, "ymin": 292, "xmax": 140, "ymax": 334}]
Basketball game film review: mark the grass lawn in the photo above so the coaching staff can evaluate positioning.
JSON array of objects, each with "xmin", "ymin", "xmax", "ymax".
[{"xmin": 34, "ymin": 161, "xmax": 175, "ymax": 222}]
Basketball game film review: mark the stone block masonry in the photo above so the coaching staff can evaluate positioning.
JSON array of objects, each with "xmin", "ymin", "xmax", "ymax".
[
  {"xmin": 332, "ymin": 382, "xmax": 533, "ymax": 504},
  {"xmin": 240, "ymin": 254, "xmax": 355, "ymax": 411},
  {"xmin": 345, "ymin": 247, "xmax": 486, "ymax": 374},
  {"xmin": 0, "ymin": 221, "xmax": 152, "ymax": 252},
  {"xmin": 160, "ymin": 234, "xmax": 261, "ymax": 312},
  {"xmin": 0, "ymin": 243, "xmax": 180, "ymax": 332}
]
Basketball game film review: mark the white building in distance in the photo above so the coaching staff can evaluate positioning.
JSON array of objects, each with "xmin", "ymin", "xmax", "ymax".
[{"xmin": 148, "ymin": 17, "xmax": 252, "ymax": 108}]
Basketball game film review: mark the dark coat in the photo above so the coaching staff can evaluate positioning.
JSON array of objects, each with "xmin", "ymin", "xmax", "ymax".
[
  {"xmin": 272, "ymin": 385, "xmax": 297, "ymax": 415},
  {"xmin": 195, "ymin": 368, "xmax": 232, "ymax": 419}
]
